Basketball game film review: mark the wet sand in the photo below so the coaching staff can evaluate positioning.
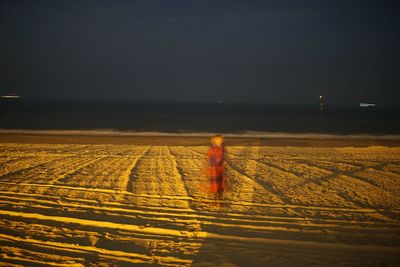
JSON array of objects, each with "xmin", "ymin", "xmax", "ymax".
[{"xmin": 0, "ymin": 132, "xmax": 399, "ymax": 147}]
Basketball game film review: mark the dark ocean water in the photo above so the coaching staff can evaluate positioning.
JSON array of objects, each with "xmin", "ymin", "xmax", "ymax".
[{"xmin": 1, "ymin": 100, "xmax": 399, "ymax": 135}]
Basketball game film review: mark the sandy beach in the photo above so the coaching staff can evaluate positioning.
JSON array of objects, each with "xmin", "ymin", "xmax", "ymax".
[{"xmin": 0, "ymin": 132, "xmax": 400, "ymax": 266}]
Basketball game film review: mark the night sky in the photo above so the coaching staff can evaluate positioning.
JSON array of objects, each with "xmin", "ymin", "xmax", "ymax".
[{"xmin": 1, "ymin": 0, "xmax": 399, "ymax": 106}]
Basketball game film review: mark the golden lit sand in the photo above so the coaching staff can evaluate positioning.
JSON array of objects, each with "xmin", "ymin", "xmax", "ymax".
[{"xmin": 0, "ymin": 137, "xmax": 400, "ymax": 266}]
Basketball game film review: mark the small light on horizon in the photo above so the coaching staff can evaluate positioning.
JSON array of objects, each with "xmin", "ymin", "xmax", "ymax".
[
  {"xmin": 319, "ymin": 95, "xmax": 324, "ymax": 111},
  {"xmin": 1, "ymin": 95, "xmax": 20, "ymax": 99}
]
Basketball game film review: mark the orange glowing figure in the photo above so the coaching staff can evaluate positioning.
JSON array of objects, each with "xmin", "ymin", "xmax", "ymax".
[{"xmin": 208, "ymin": 135, "xmax": 226, "ymax": 198}]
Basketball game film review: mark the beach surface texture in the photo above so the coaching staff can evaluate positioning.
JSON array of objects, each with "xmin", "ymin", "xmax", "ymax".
[{"xmin": 0, "ymin": 132, "xmax": 399, "ymax": 266}]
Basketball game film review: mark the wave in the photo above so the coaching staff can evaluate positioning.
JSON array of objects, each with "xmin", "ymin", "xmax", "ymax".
[{"xmin": 1, "ymin": 128, "xmax": 400, "ymax": 139}]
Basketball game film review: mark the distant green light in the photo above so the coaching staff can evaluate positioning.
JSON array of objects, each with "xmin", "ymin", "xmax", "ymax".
[
  {"xmin": 1, "ymin": 95, "xmax": 20, "ymax": 99},
  {"xmin": 360, "ymin": 103, "xmax": 375, "ymax": 107}
]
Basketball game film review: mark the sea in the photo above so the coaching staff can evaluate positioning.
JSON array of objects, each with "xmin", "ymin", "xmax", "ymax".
[{"xmin": 1, "ymin": 100, "xmax": 399, "ymax": 136}]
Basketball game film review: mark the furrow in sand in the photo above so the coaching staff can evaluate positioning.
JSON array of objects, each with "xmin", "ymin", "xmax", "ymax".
[
  {"xmin": 268, "ymin": 158, "xmax": 332, "ymax": 180},
  {"xmin": 183, "ymin": 146, "xmax": 207, "ymax": 158},
  {"xmin": 1, "ymin": 180, "xmax": 397, "ymax": 214},
  {"xmin": 28, "ymin": 156, "xmax": 101, "ymax": 184},
  {"xmin": 0, "ymin": 209, "xmax": 206, "ymax": 244},
  {"xmin": 247, "ymin": 158, "xmax": 365, "ymax": 209},
  {"xmin": 0, "ymin": 180, "xmax": 193, "ymax": 201},
  {"xmin": 226, "ymin": 157, "xmax": 304, "ymax": 208},
  {"xmin": 2, "ymin": 201, "xmax": 400, "ymax": 247},
  {"xmin": 0, "ymin": 155, "xmax": 70, "ymax": 181},
  {"xmin": 0, "ymin": 245, "xmax": 84, "ymax": 267},
  {"xmin": 289, "ymin": 159, "xmax": 389, "ymax": 193},
  {"xmin": 50, "ymin": 156, "xmax": 109, "ymax": 185},
  {"xmin": 1, "ymin": 192, "xmax": 398, "ymax": 228},
  {"xmin": 125, "ymin": 146, "xmax": 150, "ymax": 192},
  {"xmin": 1, "ymin": 209, "xmax": 399, "ymax": 255},
  {"xmin": 0, "ymin": 255, "xmax": 83, "ymax": 267},
  {"xmin": 320, "ymin": 175, "xmax": 400, "ymax": 222},
  {"xmin": 167, "ymin": 146, "xmax": 211, "ymax": 210},
  {"xmin": 167, "ymin": 146, "xmax": 195, "ymax": 198},
  {"xmin": 59, "ymin": 156, "xmax": 145, "ymax": 190},
  {"xmin": 127, "ymin": 146, "xmax": 191, "ymax": 209},
  {"xmin": 225, "ymin": 158, "xmax": 288, "ymax": 205},
  {"xmin": 0, "ymin": 233, "xmax": 191, "ymax": 267},
  {"xmin": 352, "ymin": 168, "xmax": 400, "ymax": 195},
  {"xmin": 0, "ymin": 213, "xmax": 201, "ymax": 265},
  {"xmin": 226, "ymin": 147, "xmax": 290, "ymax": 204},
  {"xmin": 0, "ymin": 155, "xmax": 32, "ymax": 166},
  {"xmin": 382, "ymin": 163, "xmax": 400, "ymax": 175}
]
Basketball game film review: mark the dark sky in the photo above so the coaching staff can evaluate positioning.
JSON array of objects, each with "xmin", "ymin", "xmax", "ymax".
[{"xmin": 1, "ymin": 0, "xmax": 399, "ymax": 106}]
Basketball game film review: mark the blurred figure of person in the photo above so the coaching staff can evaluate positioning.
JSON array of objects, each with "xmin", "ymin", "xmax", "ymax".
[{"xmin": 208, "ymin": 134, "xmax": 226, "ymax": 200}]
